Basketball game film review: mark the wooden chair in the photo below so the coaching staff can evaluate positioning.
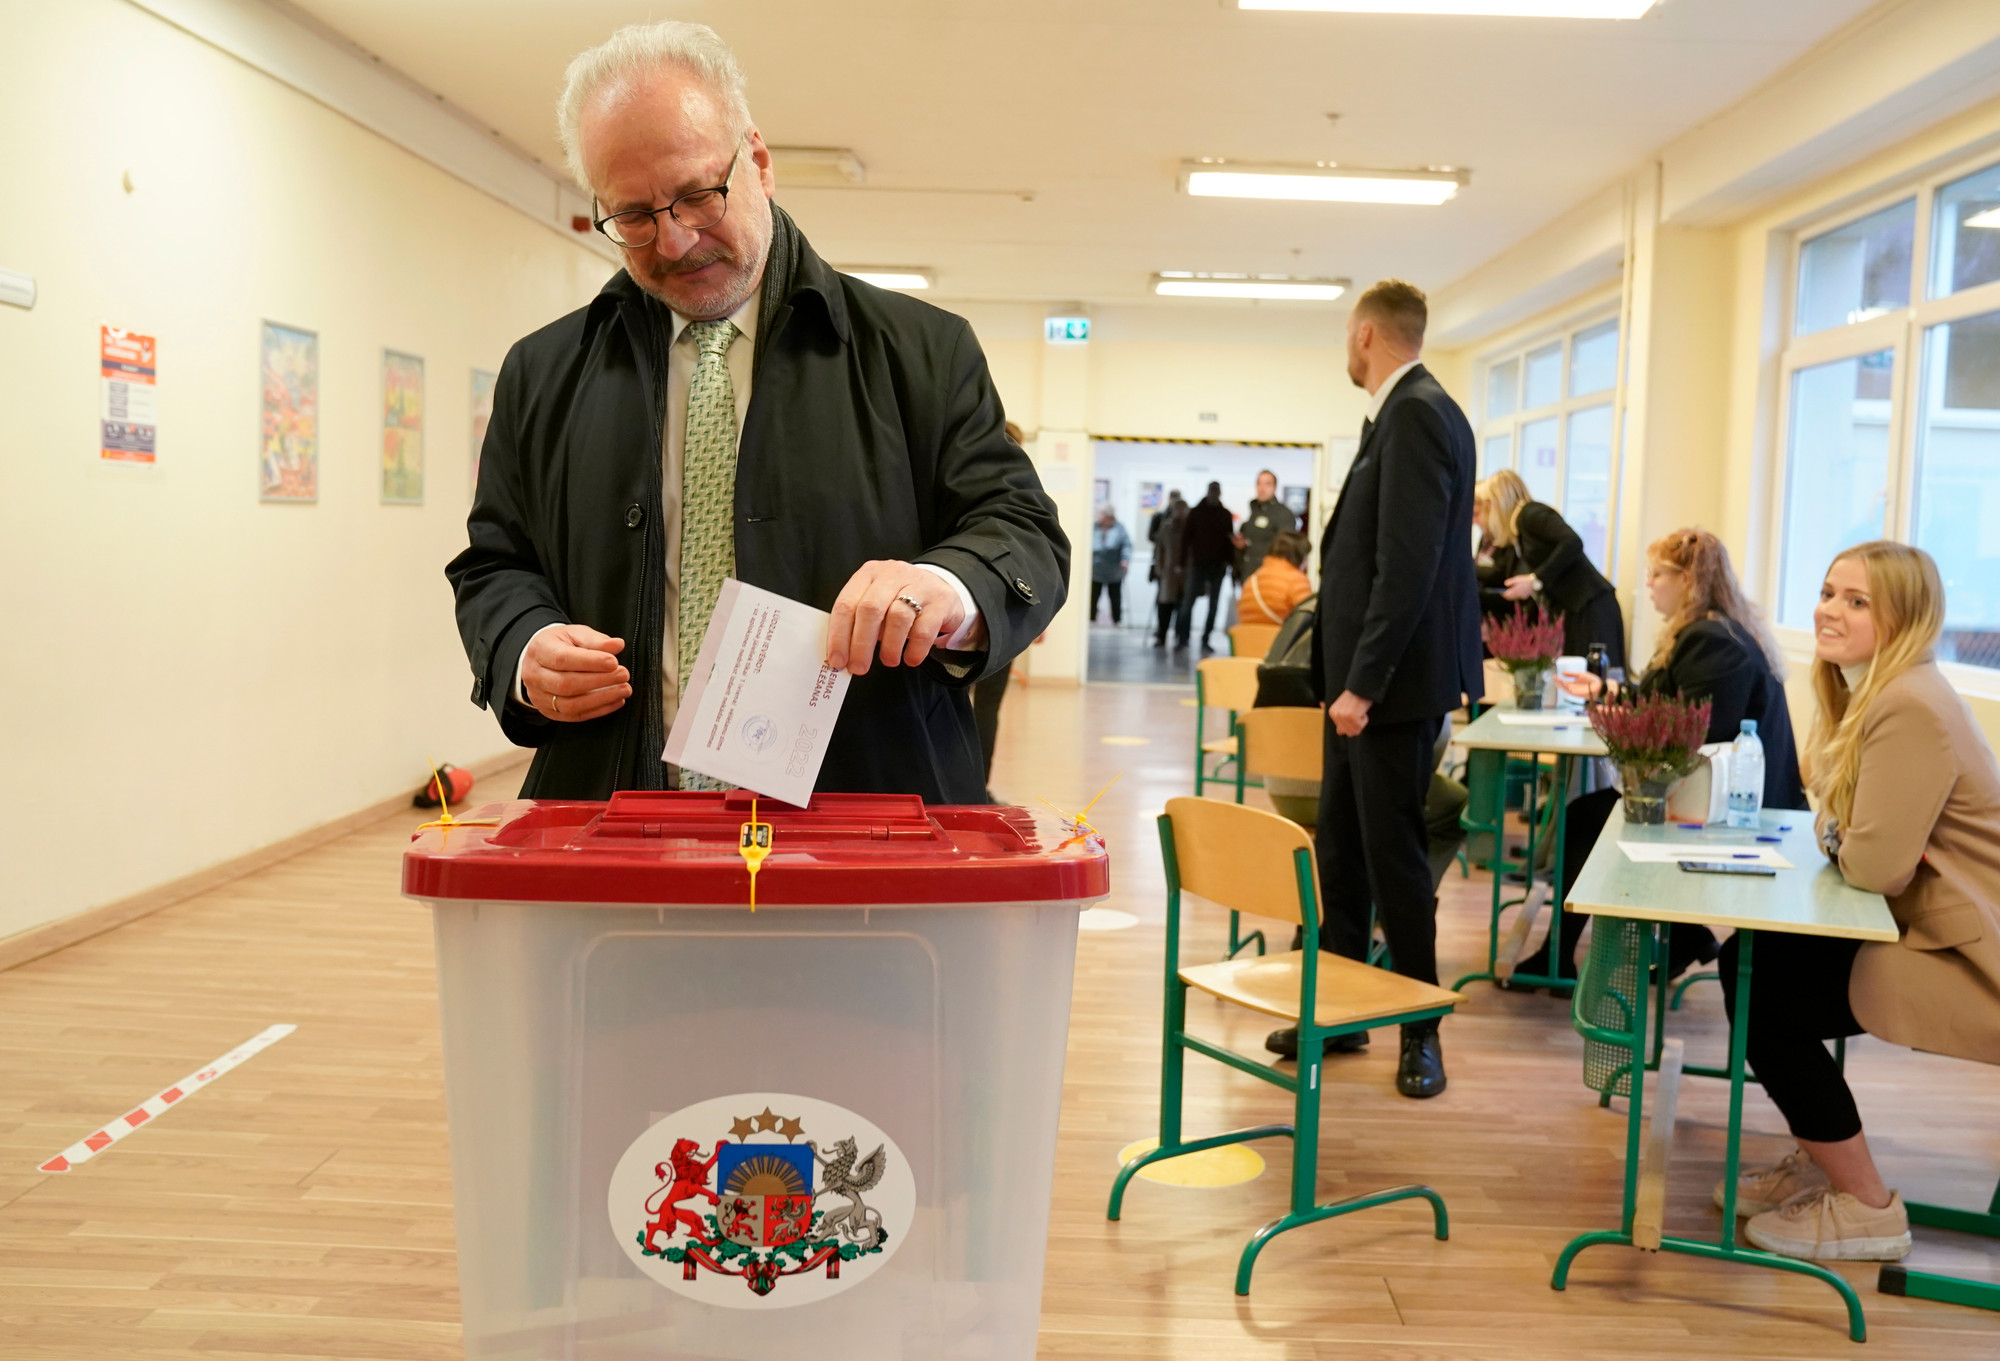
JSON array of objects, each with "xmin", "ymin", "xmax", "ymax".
[
  {"xmin": 1228, "ymin": 622, "xmax": 1281, "ymax": 659},
  {"xmin": 1230, "ymin": 706, "xmax": 1325, "ymax": 961},
  {"xmin": 1108, "ymin": 797, "xmax": 1462, "ymax": 1294},
  {"xmin": 1193, "ymin": 656, "xmax": 1264, "ymax": 803}
]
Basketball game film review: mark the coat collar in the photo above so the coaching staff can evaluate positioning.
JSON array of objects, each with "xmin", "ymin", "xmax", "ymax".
[
  {"xmin": 1357, "ymin": 362, "xmax": 1430, "ymax": 454},
  {"xmin": 580, "ymin": 203, "xmax": 850, "ymax": 354}
]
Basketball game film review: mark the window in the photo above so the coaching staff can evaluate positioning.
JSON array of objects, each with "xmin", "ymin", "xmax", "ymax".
[
  {"xmin": 1474, "ymin": 310, "xmax": 1622, "ymax": 575},
  {"xmin": 1773, "ymin": 152, "xmax": 2000, "ymax": 674}
]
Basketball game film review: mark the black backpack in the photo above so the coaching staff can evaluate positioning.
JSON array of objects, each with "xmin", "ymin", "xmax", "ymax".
[{"xmin": 1253, "ymin": 593, "xmax": 1319, "ymax": 709}]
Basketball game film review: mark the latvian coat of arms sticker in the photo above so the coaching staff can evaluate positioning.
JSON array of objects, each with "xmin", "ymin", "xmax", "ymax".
[{"xmin": 607, "ymin": 1092, "xmax": 916, "ymax": 1308}]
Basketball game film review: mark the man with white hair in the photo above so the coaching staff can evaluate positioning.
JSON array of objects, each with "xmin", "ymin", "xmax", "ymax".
[{"xmin": 448, "ymin": 22, "xmax": 1065, "ymax": 801}]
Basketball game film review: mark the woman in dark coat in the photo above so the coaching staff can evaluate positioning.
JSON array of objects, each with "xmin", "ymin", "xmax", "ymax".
[
  {"xmin": 1149, "ymin": 493, "xmax": 1190, "ymax": 647},
  {"xmin": 1513, "ymin": 526, "xmax": 1804, "ymax": 983},
  {"xmin": 1476, "ymin": 468, "xmax": 1626, "ymax": 673}
]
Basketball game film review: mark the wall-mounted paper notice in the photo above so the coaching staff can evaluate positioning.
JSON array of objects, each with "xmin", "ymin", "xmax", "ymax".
[{"xmin": 665, "ymin": 580, "xmax": 852, "ymax": 805}]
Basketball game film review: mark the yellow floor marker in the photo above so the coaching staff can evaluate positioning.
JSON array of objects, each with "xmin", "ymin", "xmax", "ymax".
[{"xmin": 1116, "ymin": 1137, "xmax": 1264, "ymax": 1188}]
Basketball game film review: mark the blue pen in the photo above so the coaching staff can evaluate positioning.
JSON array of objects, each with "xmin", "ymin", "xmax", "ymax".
[
  {"xmin": 1675, "ymin": 823, "xmax": 1704, "ymax": 830},
  {"xmin": 1756, "ymin": 835, "xmax": 1782, "ymax": 843},
  {"xmin": 1731, "ymin": 853, "xmax": 1760, "ymax": 859}
]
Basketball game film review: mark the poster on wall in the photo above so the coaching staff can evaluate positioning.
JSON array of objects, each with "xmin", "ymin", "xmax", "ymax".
[
  {"xmin": 1092, "ymin": 477, "xmax": 1111, "ymax": 508},
  {"xmin": 259, "ymin": 321, "xmax": 317, "ymax": 501},
  {"xmin": 1282, "ymin": 485, "xmax": 1310, "ymax": 519},
  {"xmin": 1137, "ymin": 481, "xmax": 1163, "ymax": 512},
  {"xmin": 381, "ymin": 349, "xmax": 425, "ymax": 504},
  {"xmin": 469, "ymin": 367, "xmax": 497, "ymax": 496},
  {"xmin": 100, "ymin": 325, "xmax": 157, "ymax": 464}
]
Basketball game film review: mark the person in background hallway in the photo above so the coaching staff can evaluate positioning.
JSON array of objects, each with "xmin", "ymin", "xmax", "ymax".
[
  {"xmin": 1526, "ymin": 527, "xmax": 1803, "ymax": 983},
  {"xmin": 1269, "ymin": 279, "xmax": 1483, "ymax": 1099},
  {"xmin": 1176, "ymin": 481, "xmax": 1234, "ymax": 653},
  {"xmin": 1719, "ymin": 541, "xmax": 2000, "ymax": 1263},
  {"xmin": 1476, "ymin": 469, "xmax": 1626, "ymax": 672},
  {"xmin": 969, "ymin": 421, "xmax": 1032, "ymax": 795},
  {"xmin": 447, "ymin": 22, "xmax": 1065, "ymax": 802},
  {"xmin": 1150, "ymin": 490, "xmax": 1189, "ymax": 648},
  {"xmin": 1234, "ymin": 469, "xmax": 1298, "ymax": 580},
  {"xmin": 1089, "ymin": 506, "xmax": 1132, "ymax": 625},
  {"xmin": 1238, "ymin": 530, "xmax": 1312, "ymax": 626}
]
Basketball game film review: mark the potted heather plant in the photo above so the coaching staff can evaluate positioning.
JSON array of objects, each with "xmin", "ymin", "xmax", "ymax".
[
  {"xmin": 1586, "ymin": 693, "xmax": 1714, "ymax": 825},
  {"xmin": 1485, "ymin": 604, "xmax": 1566, "ymax": 709}
]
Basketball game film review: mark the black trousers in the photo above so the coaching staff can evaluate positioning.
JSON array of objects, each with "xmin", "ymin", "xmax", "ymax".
[
  {"xmin": 1174, "ymin": 560, "xmax": 1227, "ymax": 645},
  {"xmin": 1316, "ymin": 714, "xmax": 1443, "ymax": 999},
  {"xmin": 1089, "ymin": 580, "xmax": 1123, "ymax": 624},
  {"xmin": 1154, "ymin": 597, "xmax": 1178, "ymax": 643},
  {"xmin": 1720, "ymin": 930, "xmax": 1866, "ymax": 1143},
  {"xmin": 971, "ymin": 667, "xmax": 1009, "ymax": 791}
]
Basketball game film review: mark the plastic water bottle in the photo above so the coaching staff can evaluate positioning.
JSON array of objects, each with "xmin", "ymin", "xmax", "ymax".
[{"xmin": 1727, "ymin": 719, "xmax": 1765, "ymax": 829}]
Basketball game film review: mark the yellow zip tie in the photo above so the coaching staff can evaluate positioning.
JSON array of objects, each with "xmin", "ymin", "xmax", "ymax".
[
  {"xmin": 416, "ymin": 759, "xmax": 500, "ymax": 836},
  {"xmin": 739, "ymin": 797, "xmax": 773, "ymax": 910},
  {"xmin": 1036, "ymin": 772, "xmax": 1121, "ymax": 847}
]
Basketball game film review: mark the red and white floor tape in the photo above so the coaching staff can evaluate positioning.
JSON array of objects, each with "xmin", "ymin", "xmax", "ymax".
[{"xmin": 37, "ymin": 1023, "xmax": 296, "ymax": 1173}]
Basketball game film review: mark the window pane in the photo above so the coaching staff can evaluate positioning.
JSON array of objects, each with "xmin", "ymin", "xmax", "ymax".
[
  {"xmin": 1486, "ymin": 358, "xmax": 1519, "ymax": 420},
  {"xmin": 1523, "ymin": 343, "xmax": 1561, "ymax": 409},
  {"xmin": 1915, "ymin": 311, "xmax": 2000, "ymax": 670},
  {"xmin": 1929, "ymin": 161, "xmax": 2000, "ymax": 299},
  {"xmin": 1777, "ymin": 350, "xmax": 1895, "ymax": 627},
  {"xmin": 1795, "ymin": 200, "xmax": 1914, "ymax": 336},
  {"xmin": 1520, "ymin": 415, "xmax": 1559, "ymax": 505},
  {"xmin": 1482, "ymin": 432, "xmax": 1513, "ymax": 477},
  {"xmin": 1564, "ymin": 405, "xmax": 1614, "ymax": 571},
  {"xmin": 1568, "ymin": 320, "xmax": 1619, "ymax": 398}
]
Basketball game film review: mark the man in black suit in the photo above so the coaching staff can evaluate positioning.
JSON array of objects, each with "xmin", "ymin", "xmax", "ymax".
[{"xmin": 1266, "ymin": 279, "xmax": 1482, "ymax": 1097}]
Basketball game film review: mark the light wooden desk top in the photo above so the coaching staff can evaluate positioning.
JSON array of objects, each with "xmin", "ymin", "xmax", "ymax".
[
  {"xmin": 1457, "ymin": 703, "xmax": 1608, "ymax": 758},
  {"xmin": 1567, "ymin": 807, "xmax": 1897, "ymax": 942}
]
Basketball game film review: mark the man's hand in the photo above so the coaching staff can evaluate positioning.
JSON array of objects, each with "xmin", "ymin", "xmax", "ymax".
[
  {"xmin": 1502, "ymin": 573, "xmax": 1537, "ymax": 601},
  {"xmin": 827, "ymin": 560, "xmax": 982, "ymax": 675},
  {"xmin": 1326, "ymin": 690, "xmax": 1373, "ymax": 738},
  {"xmin": 1230, "ymin": 531, "xmax": 1247, "ymax": 550},
  {"xmin": 523, "ymin": 624, "xmax": 630, "ymax": 723}
]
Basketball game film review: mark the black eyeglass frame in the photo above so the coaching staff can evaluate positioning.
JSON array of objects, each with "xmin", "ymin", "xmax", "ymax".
[{"xmin": 592, "ymin": 144, "xmax": 745, "ymax": 247}]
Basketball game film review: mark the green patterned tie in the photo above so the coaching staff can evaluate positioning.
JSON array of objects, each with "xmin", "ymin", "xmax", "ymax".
[{"xmin": 677, "ymin": 318, "xmax": 739, "ymax": 792}]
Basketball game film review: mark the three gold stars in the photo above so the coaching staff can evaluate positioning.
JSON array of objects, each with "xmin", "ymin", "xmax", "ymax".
[{"xmin": 727, "ymin": 1108, "xmax": 806, "ymax": 1142}]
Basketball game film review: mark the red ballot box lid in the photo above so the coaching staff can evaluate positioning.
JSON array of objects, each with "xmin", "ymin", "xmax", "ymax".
[{"xmin": 402, "ymin": 789, "xmax": 1111, "ymax": 906}]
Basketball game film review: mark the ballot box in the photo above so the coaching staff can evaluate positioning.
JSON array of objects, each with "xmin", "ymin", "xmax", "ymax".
[{"xmin": 402, "ymin": 789, "xmax": 1110, "ymax": 1360}]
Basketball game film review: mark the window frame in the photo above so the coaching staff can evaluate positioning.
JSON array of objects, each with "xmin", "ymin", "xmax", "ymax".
[
  {"xmin": 1769, "ymin": 152, "xmax": 2000, "ymax": 689},
  {"xmin": 1473, "ymin": 307, "xmax": 1624, "ymax": 580}
]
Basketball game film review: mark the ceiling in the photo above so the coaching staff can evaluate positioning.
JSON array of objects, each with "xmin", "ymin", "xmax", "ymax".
[{"xmin": 288, "ymin": 0, "xmax": 1883, "ymax": 308}]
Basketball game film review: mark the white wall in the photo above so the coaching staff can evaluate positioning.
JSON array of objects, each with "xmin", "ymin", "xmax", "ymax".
[{"xmin": 0, "ymin": 0, "xmax": 610, "ymax": 939}]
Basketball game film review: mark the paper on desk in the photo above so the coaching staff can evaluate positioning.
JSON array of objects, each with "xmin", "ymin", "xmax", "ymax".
[
  {"xmin": 1494, "ymin": 710, "xmax": 1591, "ymax": 727},
  {"xmin": 1618, "ymin": 841, "xmax": 1795, "ymax": 870},
  {"xmin": 664, "ymin": 579, "xmax": 851, "ymax": 805}
]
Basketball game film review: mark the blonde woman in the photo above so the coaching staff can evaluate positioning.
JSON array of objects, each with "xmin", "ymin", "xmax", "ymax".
[
  {"xmin": 1721, "ymin": 541, "xmax": 2000, "ymax": 1263},
  {"xmin": 1475, "ymin": 469, "xmax": 1626, "ymax": 672}
]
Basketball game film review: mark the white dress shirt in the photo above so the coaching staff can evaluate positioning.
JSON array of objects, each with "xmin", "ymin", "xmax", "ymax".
[
  {"xmin": 515, "ymin": 291, "xmax": 982, "ymax": 725},
  {"xmin": 1363, "ymin": 358, "xmax": 1423, "ymax": 425}
]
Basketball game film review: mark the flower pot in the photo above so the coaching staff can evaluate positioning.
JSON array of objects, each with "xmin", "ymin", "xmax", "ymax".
[
  {"xmin": 1510, "ymin": 663, "xmax": 1552, "ymax": 711},
  {"xmin": 1620, "ymin": 774, "xmax": 1673, "ymax": 825}
]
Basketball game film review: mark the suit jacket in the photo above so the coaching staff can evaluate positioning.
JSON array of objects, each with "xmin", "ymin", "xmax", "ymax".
[
  {"xmin": 1311, "ymin": 366, "xmax": 1484, "ymax": 723},
  {"xmin": 1509, "ymin": 501, "xmax": 1614, "ymax": 617},
  {"xmin": 1636, "ymin": 618, "xmax": 1804, "ymax": 809},
  {"xmin": 1840, "ymin": 663, "xmax": 2000, "ymax": 1064},
  {"xmin": 446, "ymin": 206, "xmax": 1067, "ymax": 803},
  {"xmin": 1181, "ymin": 497, "xmax": 1235, "ymax": 567}
]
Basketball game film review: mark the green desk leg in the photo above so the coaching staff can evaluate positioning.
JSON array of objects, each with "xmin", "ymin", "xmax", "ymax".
[
  {"xmin": 1880, "ymin": 1179, "xmax": 2000, "ymax": 1313},
  {"xmin": 1454, "ymin": 749, "xmax": 1573, "ymax": 994},
  {"xmin": 1451, "ymin": 747, "xmax": 1515, "ymax": 991},
  {"xmin": 1554, "ymin": 926, "xmax": 1869, "ymax": 1343}
]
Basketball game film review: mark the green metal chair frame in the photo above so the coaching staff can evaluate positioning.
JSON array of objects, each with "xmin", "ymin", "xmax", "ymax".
[
  {"xmin": 1552, "ymin": 920, "xmax": 1869, "ymax": 1341},
  {"xmin": 1107, "ymin": 804, "xmax": 1453, "ymax": 1294},
  {"xmin": 1451, "ymin": 746, "xmax": 1576, "ymax": 994},
  {"xmin": 1199, "ymin": 661, "xmax": 1269, "ymax": 960}
]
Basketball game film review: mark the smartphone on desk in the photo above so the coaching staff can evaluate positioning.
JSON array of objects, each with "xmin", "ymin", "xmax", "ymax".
[{"xmin": 1678, "ymin": 859, "xmax": 1778, "ymax": 877}]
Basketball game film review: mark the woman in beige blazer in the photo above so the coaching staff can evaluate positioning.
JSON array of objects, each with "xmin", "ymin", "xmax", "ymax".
[{"xmin": 1720, "ymin": 541, "xmax": 2000, "ymax": 1264}]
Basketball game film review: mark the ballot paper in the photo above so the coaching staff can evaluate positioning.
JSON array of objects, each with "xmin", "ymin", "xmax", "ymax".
[
  {"xmin": 1618, "ymin": 841, "xmax": 1795, "ymax": 870},
  {"xmin": 1494, "ymin": 710, "xmax": 1591, "ymax": 727},
  {"xmin": 664, "ymin": 579, "xmax": 851, "ymax": 805}
]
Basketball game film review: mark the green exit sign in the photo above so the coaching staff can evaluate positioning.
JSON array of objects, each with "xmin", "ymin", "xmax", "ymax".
[{"xmin": 1044, "ymin": 317, "xmax": 1090, "ymax": 344}]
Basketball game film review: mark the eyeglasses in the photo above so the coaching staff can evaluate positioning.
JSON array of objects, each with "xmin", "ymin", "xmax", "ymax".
[{"xmin": 593, "ymin": 145, "xmax": 743, "ymax": 248}]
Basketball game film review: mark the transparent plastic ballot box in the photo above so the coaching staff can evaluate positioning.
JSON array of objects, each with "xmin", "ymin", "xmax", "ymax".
[{"xmin": 402, "ymin": 788, "xmax": 1110, "ymax": 1360}]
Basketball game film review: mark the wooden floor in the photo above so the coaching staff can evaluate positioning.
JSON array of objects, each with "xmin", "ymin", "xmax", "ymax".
[{"xmin": 2, "ymin": 680, "xmax": 1997, "ymax": 1359}]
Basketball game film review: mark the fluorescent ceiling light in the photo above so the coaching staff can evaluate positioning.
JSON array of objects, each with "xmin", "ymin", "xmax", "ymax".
[
  {"xmin": 770, "ymin": 146, "xmax": 866, "ymax": 187},
  {"xmin": 1967, "ymin": 207, "xmax": 2000, "ymax": 229},
  {"xmin": 1155, "ymin": 273, "xmax": 1350, "ymax": 301},
  {"xmin": 1233, "ymin": 1, "xmax": 1657, "ymax": 16},
  {"xmin": 1182, "ymin": 162, "xmax": 1465, "ymax": 205},
  {"xmin": 844, "ymin": 267, "xmax": 932, "ymax": 290}
]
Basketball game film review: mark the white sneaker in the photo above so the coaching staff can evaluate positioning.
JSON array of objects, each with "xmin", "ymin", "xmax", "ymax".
[
  {"xmin": 1713, "ymin": 1147, "xmax": 1826, "ymax": 1217},
  {"xmin": 1744, "ymin": 1187, "xmax": 1913, "ymax": 1262}
]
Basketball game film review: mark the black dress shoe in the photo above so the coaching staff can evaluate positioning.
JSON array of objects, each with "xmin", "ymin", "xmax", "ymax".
[
  {"xmin": 1396, "ymin": 1027, "xmax": 1447, "ymax": 1098},
  {"xmin": 1264, "ymin": 1027, "xmax": 1370, "ymax": 1061}
]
